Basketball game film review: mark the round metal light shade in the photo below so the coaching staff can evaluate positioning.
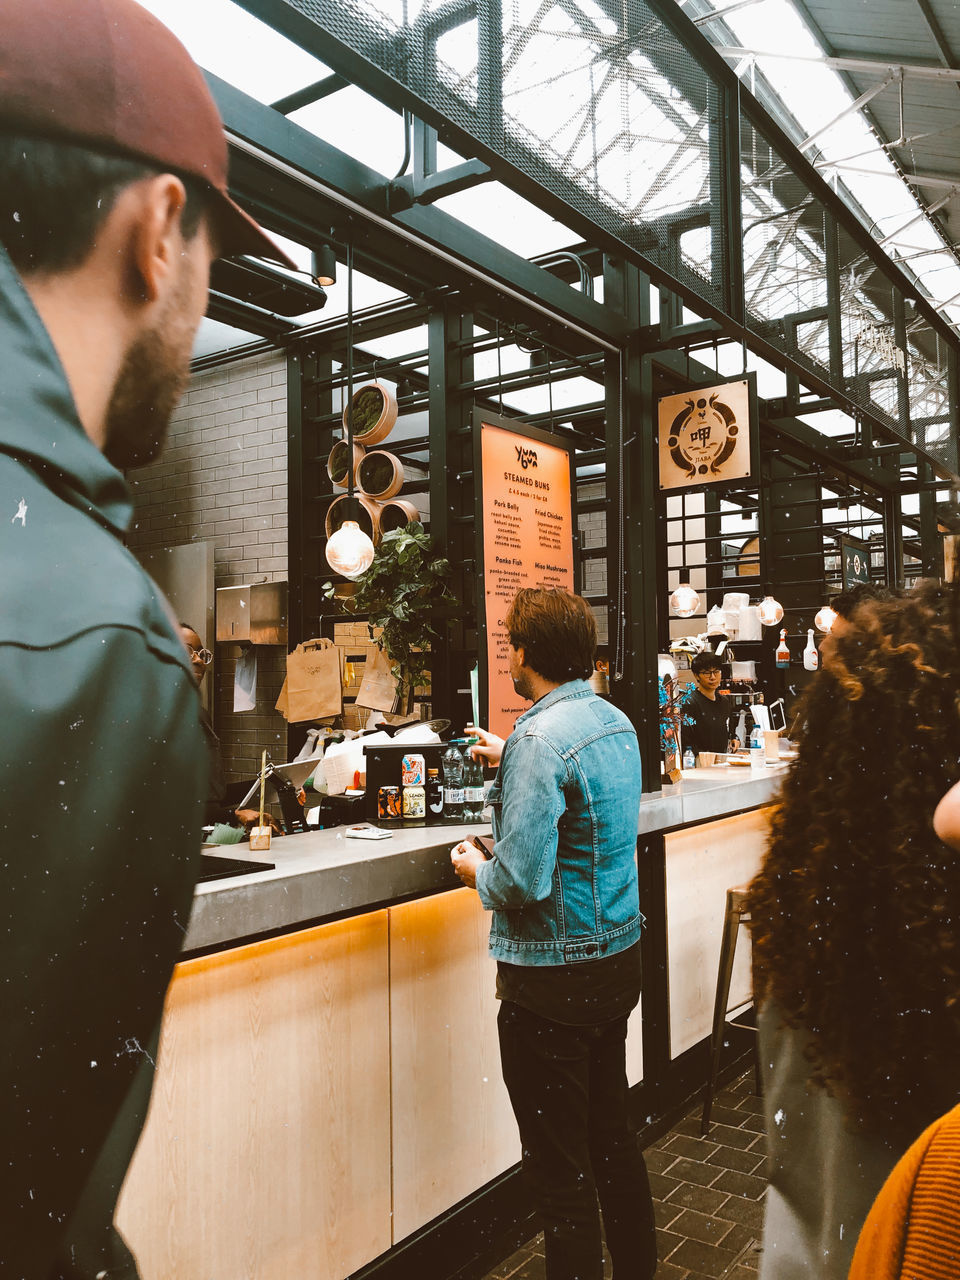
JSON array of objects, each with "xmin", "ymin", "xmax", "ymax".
[
  {"xmin": 814, "ymin": 605, "xmax": 838, "ymax": 634},
  {"xmin": 757, "ymin": 595, "xmax": 784, "ymax": 627},
  {"xmin": 668, "ymin": 583, "xmax": 701, "ymax": 617},
  {"xmin": 325, "ymin": 520, "xmax": 375, "ymax": 579}
]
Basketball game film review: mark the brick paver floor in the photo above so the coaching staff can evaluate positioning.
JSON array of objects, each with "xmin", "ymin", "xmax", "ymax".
[{"xmin": 481, "ymin": 1073, "xmax": 765, "ymax": 1280}]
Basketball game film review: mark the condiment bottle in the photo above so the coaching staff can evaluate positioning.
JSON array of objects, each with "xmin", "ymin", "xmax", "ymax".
[
  {"xmin": 426, "ymin": 767, "xmax": 443, "ymax": 818},
  {"xmin": 803, "ymin": 628, "xmax": 819, "ymax": 671},
  {"xmin": 776, "ymin": 629, "xmax": 790, "ymax": 669}
]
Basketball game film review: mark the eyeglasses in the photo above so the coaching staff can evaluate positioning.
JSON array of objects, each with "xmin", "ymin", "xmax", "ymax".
[{"xmin": 188, "ymin": 646, "xmax": 214, "ymax": 665}]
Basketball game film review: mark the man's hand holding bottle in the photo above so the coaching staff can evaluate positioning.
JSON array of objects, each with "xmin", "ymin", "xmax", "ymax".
[{"xmin": 464, "ymin": 725, "xmax": 504, "ymax": 768}]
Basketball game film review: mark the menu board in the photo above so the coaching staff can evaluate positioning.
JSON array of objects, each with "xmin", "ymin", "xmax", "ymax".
[{"xmin": 476, "ymin": 413, "xmax": 575, "ymax": 739}]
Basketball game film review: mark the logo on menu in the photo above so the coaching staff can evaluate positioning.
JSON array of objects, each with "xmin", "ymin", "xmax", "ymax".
[
  {"xmin": 658, "ymin": 380, "xmax": 753, "ymax": 491},
  {"xmin": 515, "ymin": 445, "xmax": 538, "ymax": 470}
]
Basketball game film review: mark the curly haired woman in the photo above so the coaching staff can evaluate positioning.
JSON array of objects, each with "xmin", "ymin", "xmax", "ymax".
[{"xmin": 748, "ymin": 580, "xmax": 960, "ymax": 1279}]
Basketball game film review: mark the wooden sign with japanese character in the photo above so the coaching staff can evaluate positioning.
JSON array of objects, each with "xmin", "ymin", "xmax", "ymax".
[{"xmin": 658, "ymin": 377, "xmax": 757, "ymax": 492}]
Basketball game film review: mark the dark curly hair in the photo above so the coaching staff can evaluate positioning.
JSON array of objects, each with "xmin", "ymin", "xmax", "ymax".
[{"xmin": 749, "ymin": 579, "xmax": 960, "ymax": 1144}]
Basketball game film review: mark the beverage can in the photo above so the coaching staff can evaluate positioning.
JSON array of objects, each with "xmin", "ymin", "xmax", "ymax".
[
  {"xmin": 378, "ymin": 785, "xmax": 402, "ymax": 819},
  {"xmin": 401, "ymin": 753, "xmax": 425, "ymax": 786},
  {"xmin": 402, "ymin": 784, "xmax": 426, "ymax": 818}
]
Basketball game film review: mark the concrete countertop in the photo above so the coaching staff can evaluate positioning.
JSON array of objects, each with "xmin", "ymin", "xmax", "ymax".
[{"xmin": 184, "ymin": 765, "xmax": 788, "ymax": 955}]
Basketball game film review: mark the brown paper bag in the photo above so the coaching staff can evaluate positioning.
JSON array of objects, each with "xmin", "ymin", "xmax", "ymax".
[
  {"xmin": 276, "ymin": 638, "xmax": 342, "ymax": 722},
  {"xmin": 355, "ymin": 645, "xmax": 399, "ymax": 713},
  {"xmin": 276, "ymin": 675, "xmax": 289, "ymax": 718}
]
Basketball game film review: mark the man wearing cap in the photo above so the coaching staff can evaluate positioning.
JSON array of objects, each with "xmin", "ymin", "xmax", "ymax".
[{"xmin": 0, "ymin": 2, "xmax": 292, "ymax": 1275}]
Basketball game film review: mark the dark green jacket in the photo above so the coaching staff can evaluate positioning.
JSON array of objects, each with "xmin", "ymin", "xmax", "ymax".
[{"xmin": 0, "ymin": 244, "xmax": 206, "ymax": 1276}]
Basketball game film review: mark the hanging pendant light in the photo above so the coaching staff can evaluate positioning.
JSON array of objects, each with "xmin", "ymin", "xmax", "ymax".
[
  {"xmin": 669, "ymin": 583, "xmax": 701, "ymax": 617},
  {"xmin": 326, "ymin": 242, "xmax": 375, "ymax": 580},
  {"xmin": 814, "ymin": 604, "xmax": 838, "ymax": 633},
  {"xmin": 325, "ymin": 519, "xmax": 375, "ymax": 579},
  {"xmin": 757, "ymin": 594, "xmax": 784, "ymax": 627}
]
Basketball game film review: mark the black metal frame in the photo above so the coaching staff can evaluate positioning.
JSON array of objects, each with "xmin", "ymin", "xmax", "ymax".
[{"xmin": 233, "ymin": 0, "xmax": 958, "ymax": 479}]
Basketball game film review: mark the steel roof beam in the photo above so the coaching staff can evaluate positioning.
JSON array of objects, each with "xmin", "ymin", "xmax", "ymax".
[
  {"xmin": 713, "ymin": 46, "xmax": 960, "ymax": 81},
  {"xmin": 271, "ymin": 74, "xmax": 348, "ymax": 114},
  {"xmin": 797, "ymin": 74, "xmax": 896, "ymax": 154}
]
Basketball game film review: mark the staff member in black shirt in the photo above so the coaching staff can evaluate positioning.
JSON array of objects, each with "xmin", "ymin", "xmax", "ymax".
[{"xmin": 683, "ymin": 652, "xmax": 736, "ymax": 757}]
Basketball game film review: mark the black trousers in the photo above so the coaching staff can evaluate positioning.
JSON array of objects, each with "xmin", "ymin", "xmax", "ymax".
[
  {"xmin": 49, "ymin": 1024, "xmax": 160, "ymax": 1279},
  {"xmin": 497, "ymin": 1000, "xmax": 658, "ymax": 1280}
]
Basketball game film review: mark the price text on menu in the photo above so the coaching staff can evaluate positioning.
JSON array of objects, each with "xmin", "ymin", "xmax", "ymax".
[{"xmin": 480, "ymin": 420, "xmax": 575, "ymax": 739}]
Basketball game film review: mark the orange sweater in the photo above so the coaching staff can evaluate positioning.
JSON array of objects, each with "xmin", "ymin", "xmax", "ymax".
[{"xmin": 848, "ymin": 1104, "xmax": 960, "ymax": 1280}]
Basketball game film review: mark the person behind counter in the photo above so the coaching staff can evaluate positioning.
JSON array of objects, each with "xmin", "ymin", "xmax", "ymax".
[
  {"xmin": 681, "ymin": 652, "xmax": 737, "ymax": 757},
  {"xmin": 450, "ymin": 587, "xmax": 656, "ymax": 1280},
  {"xmin": 180, "ymin": 623, "xmax": 280, "ymax": 835},
  {"xmin": 748, "ymin": 580, "xmax": 960, "ymax": 1278}
]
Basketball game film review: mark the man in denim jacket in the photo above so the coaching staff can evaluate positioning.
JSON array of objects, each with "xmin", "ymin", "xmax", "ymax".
[{"xmin": 452, "ymin": 588, "xmax": 656, "ymax": 1280}]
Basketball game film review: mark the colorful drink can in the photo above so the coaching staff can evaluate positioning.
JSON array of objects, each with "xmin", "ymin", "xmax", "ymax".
[
  {"xmin": 378, "ymin": 785, "xmax": 402, "ymax": 819},
  {"xmin": 402, "ymin": 784, "xmax": 426, "ymax": 819},
  {"xmin": 401, "ymin": 753, "xmax": 425, "ymax": 786}
]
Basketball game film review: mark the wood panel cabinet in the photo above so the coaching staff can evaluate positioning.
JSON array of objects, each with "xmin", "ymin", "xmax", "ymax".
[
  {"xmin": 665, "ymin": 809, "xmax": 770, "ymax": 1058},
  {"xmin": 116, "ymin": 911, "xmax": 392, "ymax": 1280},
  {"xmin": 389, "ymin": 888, "xmax": 520, "ymax": 1241}
]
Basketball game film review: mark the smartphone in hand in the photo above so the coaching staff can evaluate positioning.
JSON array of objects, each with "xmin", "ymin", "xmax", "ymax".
[{"xmin": 469, "ymin": 834, "xmax": 495, "ymax": 859}]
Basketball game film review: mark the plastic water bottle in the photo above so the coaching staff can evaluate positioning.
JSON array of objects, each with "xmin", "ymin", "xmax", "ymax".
[
  {"xmin": 682, "ymin": 745, "xmax": 696, "ymax": 770},
  {"xmin": 463, "ymin": 739, "xmax": 485, "ymax": 821},
  {"xmin": 442, "ymin": 741, "xmax": 464, "ymax": 821},
  {"xmin": 749, "ymin": 721, "xmax": 764, "ymax": 767}
]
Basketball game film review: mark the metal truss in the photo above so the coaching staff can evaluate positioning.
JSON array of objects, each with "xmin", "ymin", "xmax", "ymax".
[{"xmin": 232, "ymin": 0, "xmax": 959, "ymax": 479}]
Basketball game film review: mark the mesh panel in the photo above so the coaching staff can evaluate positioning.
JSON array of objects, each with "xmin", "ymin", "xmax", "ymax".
[
  {"xmin": 907, "ymin": 321, "xmax": 956, "ymax": 473},
  {"xmin": 274, "ymin": 0, "xmax": 956, "ymax": 471},
  {"xmin": 284, "ymin": 0, "xmax": 728, "ymax": 314}
]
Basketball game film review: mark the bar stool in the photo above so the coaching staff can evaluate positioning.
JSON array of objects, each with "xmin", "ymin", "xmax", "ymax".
[{"xmin": 700, "ymin": 884, "xmax": 757, "ymax": 1135}]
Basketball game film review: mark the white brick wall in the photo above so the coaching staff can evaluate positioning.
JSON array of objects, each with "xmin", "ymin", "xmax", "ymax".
[
  {"xmin": 127, "ymin": 350, "xmax": 290, "ymax": 784},
  {"xmin": 127, "ymin": 350, "xmax": 288, "ymax": 586}
]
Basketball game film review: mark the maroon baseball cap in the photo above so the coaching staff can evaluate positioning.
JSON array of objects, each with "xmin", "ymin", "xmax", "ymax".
[{"xmin": 0, "ymin": 0, "xmax": 295, "ymax": 268}]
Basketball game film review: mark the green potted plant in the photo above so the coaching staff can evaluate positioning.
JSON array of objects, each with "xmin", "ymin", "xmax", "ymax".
[{"xmin": 323, "ymin": 521, "xmax": 456, "ymax": 710}]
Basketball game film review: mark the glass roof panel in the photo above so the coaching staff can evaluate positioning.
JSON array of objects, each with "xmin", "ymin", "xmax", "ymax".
[
  {"xmin": 289, "ymin": 87, "xmax": 407, "ymax": 175},
  {"xmin": 138, "ymin": 0, "xmax": 330, "ymax": 104},
  {"xmin": 192, "ymin": 316, "xmax": 263, "ymax": 358},
  {"xmin": 687, "ymin": 0, "xmax": 960, "ymax": 329},
  {"xmin": 434, "ymin": 183, "xmax": 579, "ymax": 259}
]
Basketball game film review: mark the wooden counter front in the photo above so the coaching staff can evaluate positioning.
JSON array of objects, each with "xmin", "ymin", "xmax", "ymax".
[
  {"xmin": 116, "ymin": 912, "xmax": 393, "ymax": 1280},
  {"xmin": 115, "ymin": 775, "xmax": 783, "ymax": 1278}
]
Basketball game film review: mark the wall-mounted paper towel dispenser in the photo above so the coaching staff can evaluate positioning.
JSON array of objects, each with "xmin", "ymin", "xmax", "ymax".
[{"xmin": 215, "ymin": 582, "xmax": 288, "ymax": 645}]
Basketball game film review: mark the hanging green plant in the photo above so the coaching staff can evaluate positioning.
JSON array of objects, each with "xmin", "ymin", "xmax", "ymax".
[
  {"xmin": 352, "ymin": 387, "xmax": 385, "ymax": 435},
  {"xmin": 358, "ymin": 452, "xmax": 395, "ymax": 495},
  {"xmin": 322, "ymin": 521, "xmax": 456, "ymax": 707}
]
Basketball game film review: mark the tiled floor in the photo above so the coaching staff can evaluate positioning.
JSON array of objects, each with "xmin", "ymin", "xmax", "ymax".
[{"xmin": 482, "ymin": 1073, "xmax": 766, "ymax": 1280}]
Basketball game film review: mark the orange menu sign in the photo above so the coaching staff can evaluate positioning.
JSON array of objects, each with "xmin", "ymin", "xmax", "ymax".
[{"xmin": 480, "ymin": 419, "xmax": 575, "ymax": 739}]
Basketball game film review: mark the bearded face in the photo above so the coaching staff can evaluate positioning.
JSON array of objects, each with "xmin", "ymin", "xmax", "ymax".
[{"xmin": 103, "ymin": 224, "xmax": 212, "ymax": 471}]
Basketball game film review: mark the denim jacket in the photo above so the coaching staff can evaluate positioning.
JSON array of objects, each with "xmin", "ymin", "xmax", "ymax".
[{"xmin": 474, "ymin": 680, "xmax": 643, "ymax": 966}]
